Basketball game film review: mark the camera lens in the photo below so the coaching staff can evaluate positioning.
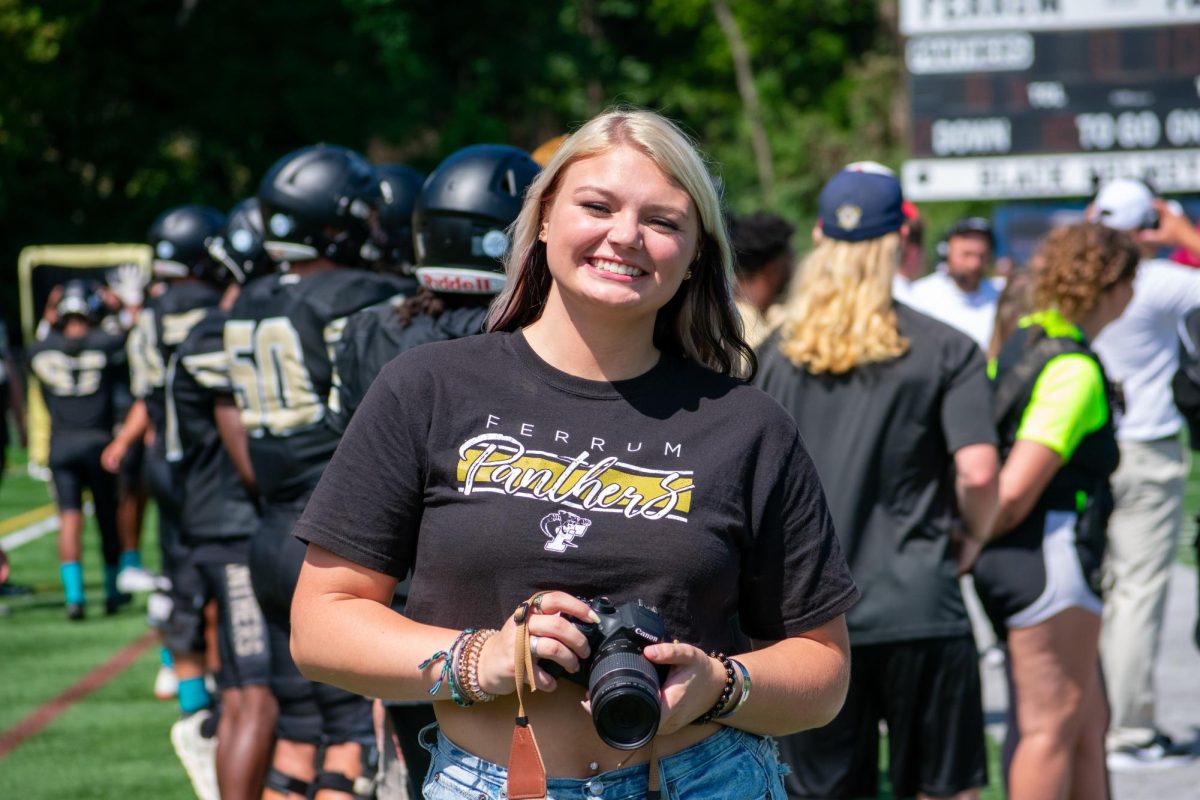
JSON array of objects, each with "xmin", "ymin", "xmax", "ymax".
[{"xmin": 588, "ymin": 642, "xmax": 661, "ymax": 750}]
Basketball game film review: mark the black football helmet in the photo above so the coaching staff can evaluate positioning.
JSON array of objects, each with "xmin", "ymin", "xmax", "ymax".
[
  {"xmin": 208, "ymin": 198, "xmax": 273, "ymax": 285},
  {"xmin": 257, "ymin": 144, "xmax": 380, "ymax": 267},
  {"xmin": 371, "ymin": 164, "xmax": 426, "ymax": 272},
  {"xmin": 56, "ymin": 280, "xmax": 97, "ymax": 322},
  {"xmin": 147, "ymin": 205, "xmax": 226, "ymax": 282},
  {"xmin": 412, "ymin": 144, "xmax": 540, "ymax": 294}
]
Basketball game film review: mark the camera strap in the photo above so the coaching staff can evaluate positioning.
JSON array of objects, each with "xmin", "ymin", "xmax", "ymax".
[
  {"xmin": 507, "ymin": 595, "xmax": 548, "ymax": 800},
  {"xmin": 505, "ymin": 594, "xmax": 664, "ymax": 800}
]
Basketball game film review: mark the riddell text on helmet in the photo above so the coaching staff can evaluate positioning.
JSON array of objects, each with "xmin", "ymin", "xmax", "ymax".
[{"xmin": 418, "ymin": 270, "xmax": 504, "ymax": 294}]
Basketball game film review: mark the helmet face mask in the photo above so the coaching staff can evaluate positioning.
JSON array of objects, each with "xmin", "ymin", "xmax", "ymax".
[
  {"xmin": 412, "ymin": 144, "xmax": 540, "ymax": 295},
  {"xmin": 148, "ymin": 205, "xmax": 226, "ymax": 283},
  {"xmin": 208, "ymin": 197, "xmax": 274, "ymax": 285},
  {"xmin": 257, "ymin": 144, "xmax": 381, "ymax": 268},
  {"xmin": 56, "ymin": 280, "xmax": 98, "ymax": 324},
  {"xmin": 370, "ymin": 164, "xmax": 426, "ymax": 273}
]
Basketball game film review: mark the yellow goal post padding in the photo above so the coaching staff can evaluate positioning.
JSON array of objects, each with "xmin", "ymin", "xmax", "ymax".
[{"xmin": 17, "ymin": 244, "xmax": 152, "ymax": 471}]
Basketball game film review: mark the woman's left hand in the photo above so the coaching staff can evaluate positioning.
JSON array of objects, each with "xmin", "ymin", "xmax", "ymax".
[{"xmin": 642, "ymin": 643, "xmax": 727, "ymax": 736}]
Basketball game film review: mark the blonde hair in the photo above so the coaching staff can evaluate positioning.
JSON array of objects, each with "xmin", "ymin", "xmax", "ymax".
[
  {"xmin": 486, "ymin": 108, "xmax": 754, "ymax": 378},
  {"xmin": 775, "ymin": 233, "xmax": 909, "ymax": 374}
]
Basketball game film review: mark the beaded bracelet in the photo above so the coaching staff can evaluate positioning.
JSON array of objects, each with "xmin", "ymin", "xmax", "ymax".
[
  {"xmin": 717, "ymin": 658, "xmax": 751, "ymax": 720},
  {"xmin": 457, "ymin": 628, "xmax": 499, "ymax": 704},
  {"xmin": 418, "ymin": 629, "xmax": 476, "ymax": 707},
  {"xmin": 692, "ymin": 653, "xmax": 736, "ymax": 725}
]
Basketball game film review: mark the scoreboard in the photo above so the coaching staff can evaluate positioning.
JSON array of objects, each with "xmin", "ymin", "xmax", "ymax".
[{"xmin": 900, "ymin": 1, "xmax": 1200, "ymax": 200}]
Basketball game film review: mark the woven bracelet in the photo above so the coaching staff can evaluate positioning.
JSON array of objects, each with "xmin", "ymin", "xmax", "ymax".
[{"xmin": 418, "ymin": 629, "xmax": 476, "ymax": 707}]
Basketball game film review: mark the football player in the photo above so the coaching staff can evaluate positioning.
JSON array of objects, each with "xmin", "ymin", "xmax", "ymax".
[
  {"xmin": 28, "ymin": 281, "xmax": 129, "ymax": 619},
  {"xmin": 102, "ymin": 205, "xmax": 226, "ymax": 798},
  {"xmin": 330, "ymin": 145, "xmax": 539, "ymax": 800},
  {"xmin": 224, "ymin": 144, "xmax": 413, "ymax": 799},
  {"xmin": 161, "ymin": 198, "xmax": 277, "ymax": 800}
]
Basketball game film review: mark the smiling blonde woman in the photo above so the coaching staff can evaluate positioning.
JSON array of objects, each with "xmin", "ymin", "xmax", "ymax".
[{"xmin": 289, "ymin": 109, "xmax": 858, "ymax": 800}]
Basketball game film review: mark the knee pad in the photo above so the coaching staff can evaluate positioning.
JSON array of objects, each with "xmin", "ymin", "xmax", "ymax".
[
  {"xmin": 162, "ymin": 596, "xmax": 205, "ymax": 654},
  {"xmin": 312, "ymin": 741, "xmax": 380, "ymax": 800},
  {"xmin": 264, "ymin": 767, "xmax": 310, "ymax": 798},
  {"xmin": 272, "ymin": 676, "xmax": 322, "ymax": 745}
]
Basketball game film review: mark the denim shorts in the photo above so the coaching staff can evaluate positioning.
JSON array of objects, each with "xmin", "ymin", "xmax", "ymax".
[{"xmin": 419, "ymin": 723, "xmax": 788, "ymax": 799}]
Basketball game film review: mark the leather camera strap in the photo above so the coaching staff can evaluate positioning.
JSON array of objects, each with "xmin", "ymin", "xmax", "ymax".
[
  {"xmin": 504, "ymin": 594, "xmax": 665, "ymax": 800},
  {"xmin": 507, "ymin": 596, "xmax": 547, "ymax": 800}
]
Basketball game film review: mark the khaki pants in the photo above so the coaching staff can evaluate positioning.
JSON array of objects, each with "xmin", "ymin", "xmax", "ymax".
[{"xmin": 1100, "ymin": 436, "xmax": 1188, "ymax": 751}]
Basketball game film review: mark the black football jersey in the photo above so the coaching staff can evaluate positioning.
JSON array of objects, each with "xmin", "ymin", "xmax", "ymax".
[
  {"xmin": 167, "ymin": 311, "xmax": 259, "ymax": 542},
  {"xmin": 224, "ymin": 268, "xmax": 411, "ymax": 501},
  {"xmin": 131, "ymin": 280, "xmax": 221, "ymax": 435},
  {"xmin": 329, "ymin": 298, "xmax": 487, "ymax": 435},
  {"xmin": 29, "ymin": 328, "xmax": 128, "ymax": 436}
]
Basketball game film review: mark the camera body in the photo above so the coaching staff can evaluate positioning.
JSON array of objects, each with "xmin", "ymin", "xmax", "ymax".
[{"xmin": 540, "ymin": 596, "xmax": 669, "ymax": 750}]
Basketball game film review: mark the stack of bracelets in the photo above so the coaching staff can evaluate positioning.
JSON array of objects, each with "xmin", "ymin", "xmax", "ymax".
[
  {"xmin": 418, "ymin": 628, "xmax": 499, "ymax": 707},
  {"xmin": 692, "ymin": 653, "xmax": 752, "ymax": 725},
  {"xmin": 421, "ymin": 635, "xmax": 752, "ymax": 720}
]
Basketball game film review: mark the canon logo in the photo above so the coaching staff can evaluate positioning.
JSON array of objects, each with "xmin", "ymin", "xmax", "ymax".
[{"xmin": 635, "ymin": 627, "xmax": 661, "ymax": 643}]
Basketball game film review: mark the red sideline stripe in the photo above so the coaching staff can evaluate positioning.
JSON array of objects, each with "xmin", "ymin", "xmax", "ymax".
[{"xmin": 0, "ymin": 630, "xmax": 157, "ymax": 760}]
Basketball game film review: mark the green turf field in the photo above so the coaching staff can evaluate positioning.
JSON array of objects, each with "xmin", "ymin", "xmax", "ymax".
[
  {"xmin": 0, "ymin": 458, "xmax": 192, "ymax": 799},
  {"xmin": 1, "ymin": 447, "xmax": 1197, "ymax": 799}
]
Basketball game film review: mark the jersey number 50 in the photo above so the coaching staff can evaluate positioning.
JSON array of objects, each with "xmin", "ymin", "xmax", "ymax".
[{"xmin": 225, "ymin": 318, "xmax": 322, "ymax": 437}]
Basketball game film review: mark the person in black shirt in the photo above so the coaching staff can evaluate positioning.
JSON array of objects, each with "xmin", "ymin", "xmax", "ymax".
[
  {"xmin": 101, "ymin": 206, "xmax": 226, "ymax": 798},
  {"xmin": 756, "ymin": 165, "xmax": 1000, "ymax": 800},
  {"xmin": 158, "ymin": 200, "xmax": 281, "ymax": 800},
  {"xmin": 0, "ymin": 315, "xmax": 27, "ymax": 599},
  {"xmin": 290, "ymin": 110, "xmax": 856, "ymax": 800},
  {"xmin": 0, "ymin": 316, "xmax": 28, "ymax": 483},
  {"xmin": 223, "ymin": 144, "xmax": 411, "ymax": 799},
  {"xmin": 28, "ymin": 282, "xmax": 129, "ymax": 619}
]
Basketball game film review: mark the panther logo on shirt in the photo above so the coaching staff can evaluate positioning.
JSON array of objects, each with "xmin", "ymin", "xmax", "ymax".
[{"xmin": 540, "ymin": 510, "xmax": 592, "ymax": 553}]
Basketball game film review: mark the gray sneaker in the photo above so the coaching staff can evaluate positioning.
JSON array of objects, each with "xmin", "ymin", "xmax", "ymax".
[{"xmin": 1107, "ymin": 733, "xmax": 1196, "ymax": 772}]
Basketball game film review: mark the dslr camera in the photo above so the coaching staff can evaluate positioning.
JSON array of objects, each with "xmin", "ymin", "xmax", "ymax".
[{"xmin": 539, "ymin": 596, "xmax": 668, "ymax": 750}]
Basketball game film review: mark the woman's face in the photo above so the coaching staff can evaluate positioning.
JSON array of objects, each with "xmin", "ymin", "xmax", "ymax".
[{"xmin": 540, "ymin": 144, "xmax": 700, "ymax": 324}]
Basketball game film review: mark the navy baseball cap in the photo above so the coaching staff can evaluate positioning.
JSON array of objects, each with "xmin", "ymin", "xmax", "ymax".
[{"xmin": 818, "ymin": 162, "xmax": 905, "ymax": 242}]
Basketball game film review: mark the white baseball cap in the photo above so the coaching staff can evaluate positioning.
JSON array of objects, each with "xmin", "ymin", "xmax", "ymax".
[{"xmin": 1090, "ymin": 178, "xmax": 1155, "ymax": 231}]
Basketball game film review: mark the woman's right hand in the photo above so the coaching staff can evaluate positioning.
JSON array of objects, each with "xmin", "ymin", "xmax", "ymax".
[{"xmin": 476, "ymin": 591, "xmax": 599, "ymax": 696}]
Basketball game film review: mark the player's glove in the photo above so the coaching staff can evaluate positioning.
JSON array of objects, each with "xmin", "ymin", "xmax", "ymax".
[{"xmin": 107, "ymin": 263, "xmax": 148, "ymax": 308}]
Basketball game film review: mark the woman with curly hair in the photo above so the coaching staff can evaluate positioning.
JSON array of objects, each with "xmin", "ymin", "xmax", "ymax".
[{"xmin": 973, "ymin": 221, "xmax": 1140, "ymax": 798}]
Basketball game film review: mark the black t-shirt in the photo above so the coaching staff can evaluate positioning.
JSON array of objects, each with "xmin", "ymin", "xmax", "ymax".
[
  {"xmin": 135, "ymin": 281, "xmax": 222, "ymax": 435},
  {"xmin": 167, "ymin": 311, "xmax": 259, "ymax": 542},
  {"xmin": 224, "ymin": 268, "xmax": 409, "ymax": 502},
  {"xmin": 755, "ymin": 303, "xmax": 996, "ymax": 645},
  {"xmin": 295, "ymin": 331, "xmax": 858, "ymax": 655},
  {"xmin": 29, "ymin": 328, "xmax": 128, "ymax": 437},
  {"xmin": 329, "ymin": 298, "xmax": 487, "ymax": 435}
]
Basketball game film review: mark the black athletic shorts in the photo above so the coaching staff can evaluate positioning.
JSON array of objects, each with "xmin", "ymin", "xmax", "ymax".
[
  {"xmin": 48, "ymin": 432, "xmax": 112, "ymax": 512},
  {"xmin": 778, "ymin": 635, "xmax": 987, "ymax": 799},
  {"xmin": 254, "ymin": 492, "xmax": 372, "ymax": 746},
  {"xmin": 194, "ymin": 539, "xmax": 270, "ymax": 690}
]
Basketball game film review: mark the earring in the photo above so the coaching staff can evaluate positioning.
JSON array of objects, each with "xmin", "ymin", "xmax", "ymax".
[{"xmin": 684, "ymin": 269, "xmax": 693, "ymax": 280}]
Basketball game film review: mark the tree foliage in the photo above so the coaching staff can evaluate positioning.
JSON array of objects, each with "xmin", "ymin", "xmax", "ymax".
[{"xmin": 0, "ymin": 0, "xmax": 906, "ymax": 330}]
